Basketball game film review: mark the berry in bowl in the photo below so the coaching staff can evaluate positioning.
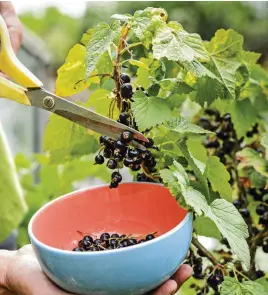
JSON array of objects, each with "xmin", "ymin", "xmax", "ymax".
[{"xmin": 28, "ymin": 182, "xmax": 193, "ymax": 295}]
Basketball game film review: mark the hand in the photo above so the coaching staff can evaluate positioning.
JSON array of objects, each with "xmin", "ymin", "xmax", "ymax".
[
  {"xmin": 2, "ymin": 245, "xmax": 75, "ymax": 295},
  {"xmin": 2, "ymin": 245, "xmax": 192, "ymax": 295},
  {"xmin": 151, "ymin": 264, "xmax": 192, "ymax": 295},
  {"xmin": 0, "ymin": 1, "xmax": 23, "ymax": 53}
]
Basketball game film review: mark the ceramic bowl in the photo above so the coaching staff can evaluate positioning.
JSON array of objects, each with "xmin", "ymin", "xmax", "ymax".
[{"xmin": 28, "ymin": 183, "xmax": 192, "ymax": 295}]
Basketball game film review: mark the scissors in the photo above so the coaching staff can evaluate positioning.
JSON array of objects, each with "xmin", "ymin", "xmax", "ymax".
[{"xmin": 0, "ymin": 15, "xmax": 148, "ymax": 150}]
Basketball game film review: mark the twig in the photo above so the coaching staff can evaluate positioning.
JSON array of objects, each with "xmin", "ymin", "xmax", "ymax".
[
  {"xmin": 119, "ymin": 42, "xmax": 142, "ymax": 55},
  {"xmin": 192, "ymin": 237, "xmax": 221, "ymax": 266},
  {"xmin": 247, "ymin": 228, "xmax": 268, "ymax": 279}
]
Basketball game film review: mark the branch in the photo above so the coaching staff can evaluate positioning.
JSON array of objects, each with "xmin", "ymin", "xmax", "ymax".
[
  {"xmin": 120, "ymin": 42, "xmax": 143, "ymax": 55},
  {"xmin": 192, "ymin": 237, "xmax": 222, "ymax": 266},
  {"xmin": 247, "ymin": 228, "xmax": 268, "ymax": 279}
]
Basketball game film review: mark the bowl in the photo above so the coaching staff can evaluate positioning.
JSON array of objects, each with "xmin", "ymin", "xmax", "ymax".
[{"xmin": 28, "ymin": 182, "xmax": 193, "ymax": 295}]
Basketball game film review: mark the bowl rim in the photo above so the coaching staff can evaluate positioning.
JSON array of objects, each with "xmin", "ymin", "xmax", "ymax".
[{"xmin": 28, "ymin": 182, "xmax": 192, "ymax": 255}]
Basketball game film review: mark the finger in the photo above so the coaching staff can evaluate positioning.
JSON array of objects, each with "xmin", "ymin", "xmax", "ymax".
[
  {"xmin": 171, "ymin": 264, "xmax": 193, "ymax": 289},
  {"xmin": 151, "ymin": 279, "xmax": 177, "ymax": 295},
  {"xmin": 0, "ymin": 1, "xmax": 23, "ymax": 53}
]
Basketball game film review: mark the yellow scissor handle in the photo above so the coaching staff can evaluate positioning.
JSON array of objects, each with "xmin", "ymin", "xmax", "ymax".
[{"xmin": 0, "ymin": 14, "xmax": 43, "ymax": 88}]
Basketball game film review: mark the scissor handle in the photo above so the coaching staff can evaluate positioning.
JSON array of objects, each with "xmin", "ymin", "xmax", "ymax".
[{"xmin": 0, "ymin": 14, "xmax": 43, "ymax": 88}]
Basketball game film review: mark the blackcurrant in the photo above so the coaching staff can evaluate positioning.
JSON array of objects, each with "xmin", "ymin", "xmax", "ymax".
[
  {"xmin": 246, "ymin": 131, "xmax": 253, "ymax": 138},
  {"xmin": 111, "ymin": 171, "xmax": 122, "ymax": 183},
  {"xmin": 240, "ymin": 208, "xmax": 250, "ymax": 218},
  {"xmin": 259, "ymin": 211, "xmax": 268, "ymax": 225},
  {"xmin": 100, "ymin": 233, "xmax": 110, "ymax": 242},
  {"xmin": 204, "ymin": 140, "xmax": 220, "ymax": 148},
  {"xmin": 109, "ymin": 181, "xmax": 118, "ymax": 188},
  {"xmin": 123, "ymin": 158, "xmax": 133, "ymax": 167},
  {"xmin": 207, "ymin": 274, "xmax": 219, "ymax": 291},
  {"xmin": 99, "ymin": 135, "xmax": 107, "ymax": 144},
  {"xmin": 233, "ymin": 200, "xmax": 242, "ymax": 209},
  {"xmin": 73, "ymin": 247, "xmax": 84, "ymax": 252},
  {"xmin": 120, "ymin": 131, "xmax": 133, "ymax": 144},
  {"xmin": 103, "ymin": 137, "xmax": 115, "ymax": 148},
  {"xmin": 94, "ymin": 239, "xmax": 103, "ymax": 245},
  {"xmin": 95, "ymin": 154, "xmax": 104, "ymax": 164},
  {"xmin": 120, "ymin": 234, "xmax": 127, "ymax": 239},
  {"xmin": 134, "ymin": 158, "xmax": 142, "ymax": 165},
  {"xmin": 107, "ymin": 159, "xmax": 117, "ymax": 169},
  {"xmin": 204, "ymin": 109, "xmax": 219, "ymax": 116},
  {"xmin": 120, "ymin": 73, "xmax": 131, "ymax": 84},
  {"xmin": 138, "ymin": 239, "xmax": 146, "ymax": 243},
  {"xmin": 137, "ymin": 173, "xmax": 147, "ymax": 182},
  {"xmin": 121, "ymin": 83, "xmax": 133, "ymax": 99},
  {"xmin": 103, "ymin": 147, "xmax": 113, "ymax": 158},
  {"xmin": 115, "ymin": 140, "xmax": 127, "ymax": 151},
  {"xmin": 111, "ymin": 233, "xmax": 120, "ymax": 239},
  {"xmin": 216, "ymin": 130, "xmax": 229, "ymax": 140},
  {"xmin": 146, "ymin": 234, "xmax": 155, "ymax": 241},
  {"xmin": 199, "ymin": 117, "xmax": 212, "ymax": 130},
  {"xmin": 144, "ymin": 138, "xmax": 154, "ymax": 148},
  {"xmin": 114, "ymin": 151, "xmax": 124, "ymax": 162},
  {"xmin": 131, "ymin": 164, "xmax": 141, "ymax": 171},
  {"xmin": 84, "ymin": 236, "xmax": 94, "ymax": 243},
  {"xmin": 223, "ymin": 140, "xmax": 235, "ymax": 153},
  {"xmin": 223, "ymin": 113, "xmax": 231, "ymax": 122},
  {"xmin": 120, "ymin": 240, "xmax": 128, "ymax": 247},
  {"xmin": 193, "ymin": 264, "xmax": 202, "ymax": 274},
  {"xmin": 127, "ymin": 238, "xmax": 137, "ymax": 246},
  {"xmin": 256, "ymin": 270, "xmax": 265, "ymax": 278},
  {"xmin": 256, "ymin": 204, "xmax": 266, "ymax": 216},
  {"xmin": 262, "ymin": 243, "xmax": 268, "ymax": 253},
  {"xmin": 128, "ymin": 149, "xmax": 139, "ymax": 158},
  {"xmin": 144, "ymin": 158, "xmax": 156, "ymax": 168},
  {"xmin": 119, "ymin": 113, "xmax": 129, "ymax": 124}
]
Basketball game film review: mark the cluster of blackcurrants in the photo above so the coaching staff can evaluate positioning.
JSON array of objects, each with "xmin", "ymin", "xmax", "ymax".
[
  {"xmin": 95, "ymin": 131, "xmax": 158, "ymax": 188},
  {"xmin": 198, "ymin": 109, "xmax": 259, "ymax": 165},
  {"xmin": 186, "ymin": 253, "xmax": 223, "ymax": 295},
  {"xmin": 72, "ymin": 232, "xmax": 156, "ymax": 252},
  {"xmin": 233, "ymin": 188, "xmax": 268, "ymax": 254},
  {"xmin": 94, "ymin": 72, "xmax": 160, "ymax": 188}
]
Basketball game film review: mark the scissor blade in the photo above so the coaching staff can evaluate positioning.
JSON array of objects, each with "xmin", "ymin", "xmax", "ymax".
[{"xmin": 27, "ymin": 88, "xmax": 148, "ymax": 147}]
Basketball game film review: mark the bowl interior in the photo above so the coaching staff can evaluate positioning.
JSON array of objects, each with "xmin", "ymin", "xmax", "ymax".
[{"xmin": 31, "ymin": 183, "xmax": 187, "ymax": 250}]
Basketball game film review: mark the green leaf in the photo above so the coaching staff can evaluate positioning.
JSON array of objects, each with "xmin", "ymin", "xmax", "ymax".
[
  {"xmin": 129, "ymin": 59, "xmax": 149, "ymax": 69},
  {"xmin": 195, "ymin": 77, "xmax": 226, "ymax": 106},
  {"xmin": 236, "ymin": 148, "xmax": 268, "ymax": 178},
  {"xmin": 229, "ymin": 99, "xmax": 258, "ymax": 138},
  {"xmin": 43, "ymin": 114, "xmax": 98, "ymax": 164},
  {"xmin": 194, "ymin": 216, "xmax": 221, "ymax": 240},
  {"xmin": 96, "ymin": 51, "xmax": 113, "ymax": 76},
  {"xmin": 136, "ymin": 58, "xmax": 151, "ymax": 88},
  {"xmin": 56, "ymin": 44, "xmax": 99, "ymax": 97},
  {"xmin": 187, "ymin": 138, "xmax": 208, "ymax": 164},
  {"xmin": 132, "ymin": 91, "xmax": 172, "ymax": 131},
  {"xmin": 242, "ymin": 50, "xmax": 261, "ymax": 65},
  {"xmin": 178, "ymin": 138, "xmax": 210, "ymax": 199},
  {"xmin": 221, "ymin": 277, "xmax": 266, "ymax": 295},
  {"xmin": 152, "ymin": 24, "xmax": 209, "ymax": 63},
  {"xmin": 261, "ymin": 133, "xmax": 268, "ymax": 160},
  {"xmin": 248, "ymin": 169, "xmax": 267, "ymax": 189},
  {"xmin": 86, "ymin": 89, "xmax": 112, "ymax": 117},
  {"xmin": 210, "ymin": 57, "xmax": 241, "ymax": 99},
  {"xmin": 15, "ymin": 153, "xmax": 31, "ymax": 169},
  {"xmin": 85, "ymin": 22, "xmax": 120, "ymax": 79},
  {"xmin": 207, "ymin": 29, "xmax": 243, "ymax": 58},
  {"xmin": 165, "ymin": 118, "xmax": 213, "ymax": 135},
  {"xmin": 206, "ymin": 29, "xmax": 244, "ymax": 99},
  {"xmin": 159, "ymin": 78, "xmax": 194, "ymax": 95},
  {"xmin": 207, "ymin": 199, "xmax": 250, "ymax": 269},
  {"xmin": 256, "ymin": 278, "xmax": 268, "ymax": 294},
  {"xmin": 167, "ymin": 160, "xmax": 250, "ymax": 268},
  {"xmin": 205, "ymin": 156, "xmax": 232, "ymax": 202},
  {"xmin": 160, "ymin": 168, "xmax": 181, "ymax": 198},
  {"xmin": 111, "ymin": 14, "xmax": 132, "ymax": 22}
]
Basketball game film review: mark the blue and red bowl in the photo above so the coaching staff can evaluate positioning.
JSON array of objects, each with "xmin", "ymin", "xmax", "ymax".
[{"xmin": 28, "ymin": 183, "xmax": 193, "ymax": 295}]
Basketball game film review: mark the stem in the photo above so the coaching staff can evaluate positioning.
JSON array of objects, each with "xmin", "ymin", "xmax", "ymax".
[
  {"xmin": 192, "ymin": 237, "xmax": 221, "ymax": 266},
  {"xmin": 247, "ymin": 228, "xmax": 268, "ymax": 279},
  {"xmin": 120, "ymin": 42, "xmax": 143, "ymax": 55},
  {"xmin": 113, "ymin": 24, "xmax": 130, "ymax": 110}
]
